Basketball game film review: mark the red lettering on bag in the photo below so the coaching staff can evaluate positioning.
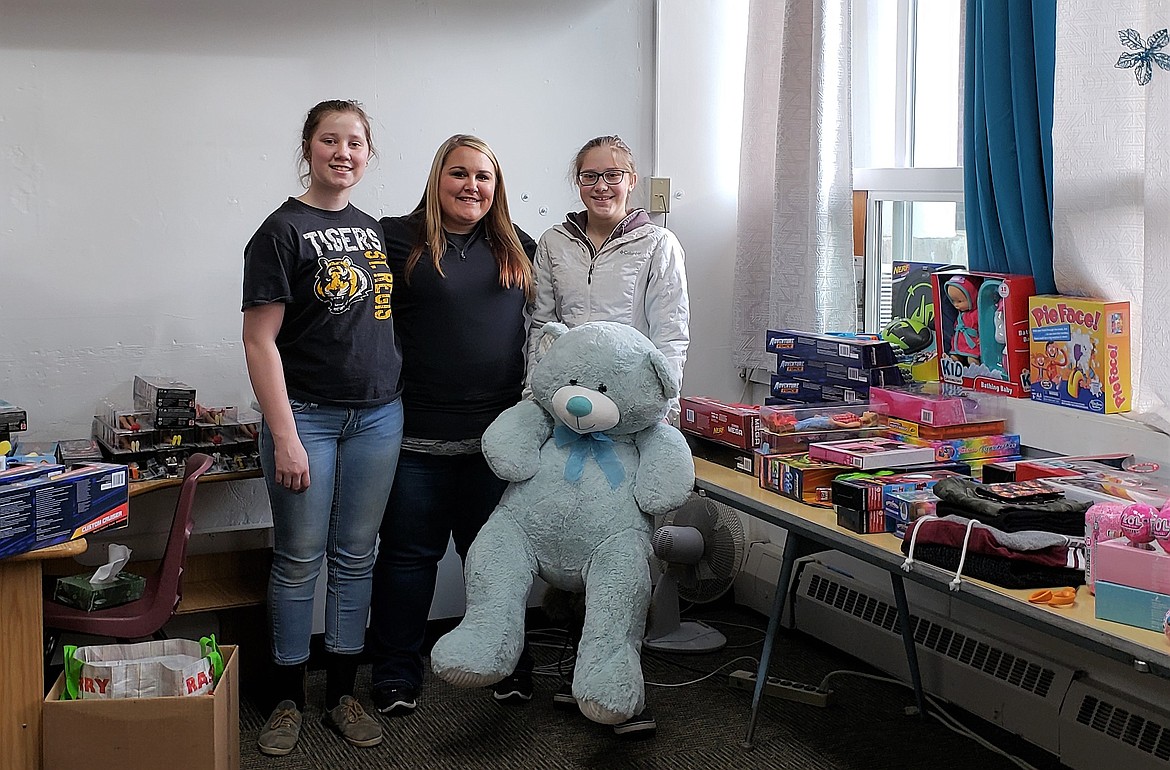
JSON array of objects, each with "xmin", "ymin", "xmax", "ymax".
[{"xmin": 82, "ymin": 677, "xmax": 110, "ymax": 694}]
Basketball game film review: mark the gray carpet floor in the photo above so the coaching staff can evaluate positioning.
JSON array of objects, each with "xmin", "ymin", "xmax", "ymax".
[{"xmin": 238, "ymin": 604, "xmax": 1068, "ymax": 770}]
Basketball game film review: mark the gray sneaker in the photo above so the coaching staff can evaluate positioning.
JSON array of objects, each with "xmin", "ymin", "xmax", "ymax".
[
  {"xmin": 258, "ymin": 700, "xmax": 302, "ymax": 756},
  {"xmin": 324, "ymin": 695, "xmax": 384, "ymax": 748}
]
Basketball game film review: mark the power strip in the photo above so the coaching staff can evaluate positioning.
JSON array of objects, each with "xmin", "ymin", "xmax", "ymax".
[{"xmin": 728, "ymin": 669, "xmax": 833, "ymax": 708}]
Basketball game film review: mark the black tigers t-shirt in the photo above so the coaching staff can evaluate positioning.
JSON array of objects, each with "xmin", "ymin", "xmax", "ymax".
[{"xmin": 242, "ymin": 198, "xmax": 402, "ymax": 407}]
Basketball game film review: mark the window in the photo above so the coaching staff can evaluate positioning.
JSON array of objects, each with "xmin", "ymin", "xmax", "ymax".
[{"xmin": 852, "ymin": 0, "xmax": 966, "ymax": 332}]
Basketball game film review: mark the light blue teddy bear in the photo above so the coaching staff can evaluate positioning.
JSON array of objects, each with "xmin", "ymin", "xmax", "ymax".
[{"xmin": 430, "ymin": 321, "xmax": 696, "ymax": 724}]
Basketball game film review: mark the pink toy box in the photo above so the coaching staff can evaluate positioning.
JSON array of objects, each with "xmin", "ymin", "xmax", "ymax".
[
  {"xmin": 932, "ymin": 271, "xmax": 1036, "ymax": 397},
  {"xmin": 868, "ymin": 384, "xmax": 989, "ymax": 427},
  {"xmin": 1094, "ymin": 537, "xmax": 1170, "ymax": 596},
  {"xmin": 1028, "ymin": 295, "xmax": 1132, "ymax": 414}
]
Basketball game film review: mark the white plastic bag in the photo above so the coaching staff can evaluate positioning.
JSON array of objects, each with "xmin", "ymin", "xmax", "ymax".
[{"xmin": 64, "ymin": 637, "xmax": 220, "ymax": 699}]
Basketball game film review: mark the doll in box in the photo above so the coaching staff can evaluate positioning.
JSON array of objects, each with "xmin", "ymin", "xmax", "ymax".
[{"xmin": 943, "ymin": 275, "xmax": 981, "ymax": 365}]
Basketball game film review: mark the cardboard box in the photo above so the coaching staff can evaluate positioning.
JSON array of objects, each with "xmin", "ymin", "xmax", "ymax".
[
  {"xmin": 768, "ymin": 376, "xmax": 866, "ymax": 404},
  {"xmin": 44, "ymin": 645, "xmax": 239, "ymax": 770},
  {"xmin": 807, "ymin": 436, "xmax": 937, "ymax": 470},
  {"xmin": 765, "ymin": 329, "xmax": 896, "ymax": 368},
  {"xmin": 1094, "ymin": 581, "xmax": 1170, "ymax": 633},
  {"xmin": 868, "ymin": 385, "xmax": 970, "ymax": 427},
  {"xmin": 884, "ymin": 487, "xmax": 939, "ymax": 537},
  {"xmin": 685, "ymin": 432, "xmax": 757, "ymax": 476},
  {"xmin": 835, "ymin": 504, "xmax": 887, "ymax": 535},
  {"xmin": 932, "ymin": 271, "xmax": 1036, "ymax": 397},
  {"xmin": 757, "ymin": 452, "xmax": 852, "ymax": 507},
  {"xmin": 1094, "ymin": 537, "xmax": 1170, "ymax": 596},
  {"xmin": 0, "ymin": 398, "xmax": 28, "ymax": 432},
  {"xmin": 0, "ymin": 462, "xmax": 129, "ymax": 559},
  {"xmin": 679, "ymin": 397, "xmax": 761, "ymax": 450},
  {"xmin": 1028, "ymin": 295, "xmax": 1132, "ymax": 414},
  {"xmin": 902, "ymin": 433, "xmax": 1021, "ymax": 463},
  {"xmin": 830, "ymin": 468, "xmax": 966, "ymax": 512}
]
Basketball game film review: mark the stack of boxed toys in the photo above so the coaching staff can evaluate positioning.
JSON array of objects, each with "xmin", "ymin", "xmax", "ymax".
[
  {"xmin": 0, "ymin": 458, "xmax": 129, "ymax": 559},
  {"xmin": 1088, "ymin": 500, "xmax": 1170, "ymax": 636},
  {"xmin": 764, "ymin": 329, "xmax": 904, "ymax": 405},
  {"xmin": 0, "ymin": 398, "xmax": 28, "ymax": 468},
  {"xmin": 93, "ymin": 376, "xmax": 260, "ymax": 481}
]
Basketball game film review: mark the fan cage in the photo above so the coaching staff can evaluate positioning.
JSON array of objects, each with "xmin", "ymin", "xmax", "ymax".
[{"xmin": 655, "ymin": 495, "xmax": 746, "ymax": 603}]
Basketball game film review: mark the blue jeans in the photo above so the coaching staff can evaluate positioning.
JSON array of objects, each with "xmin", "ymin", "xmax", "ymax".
[
  {"xmin": 369, "ymin": 450, "xmax": 530, "ymax": 690},
  {"xmin": 261, "ymin": 398, "xmax": 403, "ymax": 665}
]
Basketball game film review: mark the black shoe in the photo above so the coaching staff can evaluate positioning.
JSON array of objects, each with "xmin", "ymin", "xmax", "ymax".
[
  {"xmin": 372, "ymin": 684, "xmax": 418, "ymax": 716},
  {"xmin": 613, "ymin": 708, "xmax": 657, "ymax": 739},
  {"xmin": 551, "ymin": 682, "xmax": 577, "ymax": 711},
  {"xmin": 491, "ymin": 672, "xmax": 533, "ymax": 704}
]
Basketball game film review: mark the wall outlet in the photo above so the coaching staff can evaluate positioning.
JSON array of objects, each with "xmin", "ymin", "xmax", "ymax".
[{"xmin": 649, "ymin": 177, "xmax": 671, "ymax": 213}]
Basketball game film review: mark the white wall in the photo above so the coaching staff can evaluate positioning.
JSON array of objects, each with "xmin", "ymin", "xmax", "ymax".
[
  {"xmin": 2, "ymin": 0, "xmax": 756, "ymax": 619},
  {"xmin": 0, "ymin": 0, "xmax": 657, "ymax": 565}
]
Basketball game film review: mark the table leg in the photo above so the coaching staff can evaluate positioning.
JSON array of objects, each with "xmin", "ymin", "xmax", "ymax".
[
  {"xmin": 0, "ymin": 557, "xmax": 45, "ymax": 770},
  {"xmin": 742, "ymin": 534, "xmax": 800, "ymax": 749},
  {"xmin": 889, "ymin": 572, "xmax": 926, "ymax": 718}
]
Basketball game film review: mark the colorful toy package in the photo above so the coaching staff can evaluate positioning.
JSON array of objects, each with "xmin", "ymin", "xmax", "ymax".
[
  {"xmin": 1027, "ymin": 295, "xmax": 1131, "ymax": 414},
  {"xmin": 931, "ymin": 271, "xmax": 1036, "ymax": 397}
]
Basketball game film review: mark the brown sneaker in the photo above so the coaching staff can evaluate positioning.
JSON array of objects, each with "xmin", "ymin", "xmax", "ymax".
[
  {"xmin": 323, "ymin": 695, "xmax": 383, "ymax": 748},
  {"xmin": 258, "ymin": 700, "xmax": 302, "ymax": 756}
]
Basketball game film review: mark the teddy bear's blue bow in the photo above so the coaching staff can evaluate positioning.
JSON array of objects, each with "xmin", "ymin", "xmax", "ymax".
[{"xmin": 553, "ymin": 424, "xmax": 625, "ymax": 489}]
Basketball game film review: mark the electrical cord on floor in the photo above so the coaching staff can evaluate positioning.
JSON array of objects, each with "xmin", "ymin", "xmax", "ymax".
[
  {"xmin": 817, "ymin": 670, "xmax": 1041, "ymax": 770},
  {"xmin": 644, "ymin": 655, "xmax": 761, "ymax": 688}
]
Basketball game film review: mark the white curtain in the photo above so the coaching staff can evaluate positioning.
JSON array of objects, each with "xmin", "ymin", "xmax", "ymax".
[
  {"xmin": 731, "ymin": 0, "xmax": 855, "ymax": 371},
  {"xmin": 1053, "ymin": 3, "xmax": 1170, "ymax": 429}
]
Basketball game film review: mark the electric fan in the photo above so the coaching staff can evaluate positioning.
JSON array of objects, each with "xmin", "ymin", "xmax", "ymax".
[{"xmin": 644, "ymin": 492, "xmax": 747, "ymax": 653}]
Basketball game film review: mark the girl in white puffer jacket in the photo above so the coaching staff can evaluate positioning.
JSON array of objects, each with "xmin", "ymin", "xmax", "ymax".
[{"xmin": 527, "ymin": 135, "xmax": 690, "ymax": 416}]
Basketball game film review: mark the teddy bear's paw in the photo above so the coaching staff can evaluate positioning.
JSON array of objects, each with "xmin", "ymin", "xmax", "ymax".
[
  {"xmin": 433, "ymin": 666, "xmax": 500, "ymax": 689},
  {"xmin": 577, "ymin": 698, "xmax": 631, "ymax": 726}
]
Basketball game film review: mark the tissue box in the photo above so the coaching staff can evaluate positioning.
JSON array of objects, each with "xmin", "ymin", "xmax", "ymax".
[{"xmin": 53, "ymin": 571, "xmax": 146, "ymax": 611}]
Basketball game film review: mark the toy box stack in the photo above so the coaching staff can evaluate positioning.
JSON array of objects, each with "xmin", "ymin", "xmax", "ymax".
[
  {"xmin": 1027, "ymin": 295, "xmax": 1131, "ymax": 414},
  {"xmin": 0, "ymin": 398, "xmax": 28, "ymax": 464},
  {"xmin": 764, "ymin": 329, "xmax": 903, "ymax": 404},
  {"xmin": 1092, "ymin": 504, "xmax": 1170, "ymax": 633},
  {"xmin": 868, "ymin": 384, "xmax": 1019, "ymax": 476},
  {"xmin": 932, "ymin": 271, "xmax": 1035, "ymax": 397},
  {"xmin": 93, "ymin": 378, "xmax": 261, "ymax": 481},
  {"xmin": 831, "ymin": 468, "xmax": 966, "ymax": 535},
  {"xmin": 679, "ymin": 397, "xmax": 762, "ymax": 475}
]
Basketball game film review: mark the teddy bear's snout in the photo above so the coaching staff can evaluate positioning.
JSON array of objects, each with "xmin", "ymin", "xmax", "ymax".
[
  {"xmin": 551, "ymin": 384, "xmax": 621, "ymax": 433},
  {"xmin": 565, "ymin": 395, "xmax": 593, "ymax": 417}
]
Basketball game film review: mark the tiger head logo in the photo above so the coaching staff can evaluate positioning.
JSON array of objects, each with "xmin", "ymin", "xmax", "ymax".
[{"xmin": 313, "ymin": 256, "xmax": 372, "ymax": 314}]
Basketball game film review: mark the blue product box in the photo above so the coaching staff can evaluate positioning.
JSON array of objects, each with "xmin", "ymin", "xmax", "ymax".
[
  {"xmin": 1094, "ymin": 580, "xmax": 1170, "ymax": 633},
  {"xmin": 0, "ymin": 461, "xmax": 65, "ymax": 486},
  {"xmin": 883, "ymin": 487, "xmax": 939, "ymax": 538},
  {"xmin": 769, "ymin": 376, "xmax": 865, "ymax": 404},
  {"xmin": 765, "ymin": 329, "xmax": 897, "ymax": 368},
  {"xmin": 0, "ymin": 462, "xmax": 130, "ymax": 559},
  {"xmin": 776, "ymin": 356, "xmax": 905, "ymax": 388}
]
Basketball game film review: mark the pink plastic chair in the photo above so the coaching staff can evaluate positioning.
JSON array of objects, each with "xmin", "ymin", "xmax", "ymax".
[{"xmin": 44, "ymin": 452, "xmax": 215, "ymax": 647}]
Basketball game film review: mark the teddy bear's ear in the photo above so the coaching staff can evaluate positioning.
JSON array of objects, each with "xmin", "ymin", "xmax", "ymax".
[
  {"xmin": 540, "ymin": 321, "xmax": 569, "ymax": 342},
  {"xmin": 648, "ymin": 348, "xmax": 681, "ymax": 400}
]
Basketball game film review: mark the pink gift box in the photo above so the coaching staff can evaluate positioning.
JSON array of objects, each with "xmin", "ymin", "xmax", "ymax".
[
  {"xmin": 869, "ymin": 387, "xmax": 968, "ymax": 427},
  {"xmin": 1094, "ymin": 537, "xmax": 1170, "ymax": 596}
]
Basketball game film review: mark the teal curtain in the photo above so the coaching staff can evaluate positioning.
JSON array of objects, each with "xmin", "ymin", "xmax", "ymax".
[{"xmin": 964, "ymin": 0, "xmax": 1056, "ymax": 294}]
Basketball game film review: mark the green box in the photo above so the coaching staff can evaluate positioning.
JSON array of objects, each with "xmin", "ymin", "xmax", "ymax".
[{"xmin": 53, "ymin": 571, "xmax": 146, "ymax": 611}]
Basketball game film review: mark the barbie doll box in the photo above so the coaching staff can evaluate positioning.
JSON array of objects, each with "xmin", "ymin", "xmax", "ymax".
[
  {"xmin": 931, "ymin": 271, "xmax": 1036, "ymax": 397},
  {"xmin": 1027, "ymin": 295, "xmax": 1131, "ymax": 414}
]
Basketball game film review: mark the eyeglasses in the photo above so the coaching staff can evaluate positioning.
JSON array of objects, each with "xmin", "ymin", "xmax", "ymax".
[{"xmin": 577, "ymin": 169, "xmax": 630, "ymax": 187}]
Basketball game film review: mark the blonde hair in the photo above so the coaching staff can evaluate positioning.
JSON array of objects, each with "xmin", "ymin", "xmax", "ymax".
[{"xmin": 407, "ymin": 134, "xmax": 533, "ymax": 300}]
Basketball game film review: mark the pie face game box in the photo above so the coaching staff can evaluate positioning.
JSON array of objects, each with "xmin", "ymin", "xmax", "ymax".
[{"xmin": 1028, "ymin": 296, "xmax": 1131, "ymax": 414}]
